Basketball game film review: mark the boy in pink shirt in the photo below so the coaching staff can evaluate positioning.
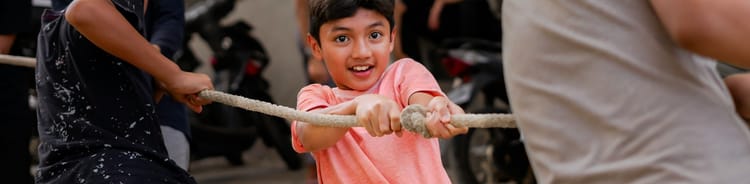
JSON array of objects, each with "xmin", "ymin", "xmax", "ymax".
[{"xmin": 292, "ymin": 0, "xmax": 468, "ymax": 183}]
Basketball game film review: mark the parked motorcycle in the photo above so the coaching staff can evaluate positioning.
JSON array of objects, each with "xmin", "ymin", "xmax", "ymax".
[
  {"xmin": 437, "ymin": 38, "xmax": 535, "ymax": 184},
  {"xmin": 176, "ymin": 0, "xmax": 302, "ymax": 170}
]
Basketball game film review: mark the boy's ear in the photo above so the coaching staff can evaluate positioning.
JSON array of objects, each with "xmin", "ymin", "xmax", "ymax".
[
  {"xmin": 388, "ymin": 27, "xmax": 396, "ymax": 53},
  {"xmin": 306, "ymin": 33, "xmax": 323, "ymax": 60}
]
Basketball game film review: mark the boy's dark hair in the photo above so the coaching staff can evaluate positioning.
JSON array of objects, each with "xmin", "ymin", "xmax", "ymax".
[{"xmin": 309, "ymin": 0, "xmax": 395, "ymax": 42}]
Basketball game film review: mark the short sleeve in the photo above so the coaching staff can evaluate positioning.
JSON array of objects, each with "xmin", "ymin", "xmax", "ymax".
[
  {"xmin": 391, "ymin": 59, "xmax": 445, "ymax": 105},
  {"xmin": 111, "ymin": 0, "xmax": 146, "ymax": 33},
  {"xmin": 291, "ymin": 84, "xmax": 333, "ymax": 152}
]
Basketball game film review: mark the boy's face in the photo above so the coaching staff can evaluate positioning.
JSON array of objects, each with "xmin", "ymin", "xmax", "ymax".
[{"xmin": 308, "ymin": 8, "xmax": 394, "ymax": 91}]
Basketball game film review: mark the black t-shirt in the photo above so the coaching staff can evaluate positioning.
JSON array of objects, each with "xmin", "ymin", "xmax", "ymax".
[{"xmin": 35, "ymin": 1, "xmax": 195, "ymax": 183}]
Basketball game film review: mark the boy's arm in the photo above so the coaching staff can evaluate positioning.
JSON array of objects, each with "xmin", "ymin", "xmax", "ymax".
[
  {"xmin": 651, "ymin": 0, "xmax": 750, "ymax": 68},
  {"xmin": 65, "ymin": 0, "xmax": 212, "ymax": 112},
  {"xmin": 298, "ymin": 94, "xmax": 402, "ymax": 152},
  {"xmin": 296, "ymin": 101, "xmax": 356, "ymax": 152}
]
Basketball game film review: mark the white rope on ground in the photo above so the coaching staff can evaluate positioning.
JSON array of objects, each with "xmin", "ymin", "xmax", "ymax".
[{"xmin": 0, "ymin": 53, "xmax": 519, "ymax": 137}]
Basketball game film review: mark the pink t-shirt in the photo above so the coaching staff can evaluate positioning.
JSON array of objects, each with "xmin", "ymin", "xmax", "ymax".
[{"xmin": 292, "ymin": 58, "xmax": 452, "ymax": 184}]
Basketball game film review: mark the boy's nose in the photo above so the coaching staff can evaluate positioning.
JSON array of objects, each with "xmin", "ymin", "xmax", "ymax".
[{"xmin": 351, "ymin": 40, "xmax": 372, "ymax": 59}]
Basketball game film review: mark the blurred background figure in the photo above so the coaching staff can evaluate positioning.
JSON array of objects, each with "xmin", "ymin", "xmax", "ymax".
[
  {"xmin": 395, "ymin": 0, "xmax": 501, "ymax": 79},
  {"xmin": 146, "ymin": 0, "xmax": 192, "ymax": 171},
  {"xmin": 296, "ymin": 0, "xmax": 331, "ymax": 85},
  {"xmin": 397, "ymin": 0, "xmax": 501, "ymax": 57},
  {"xmin": 0, "ymin": 0, "xmax": 35, "ymax": 183}
]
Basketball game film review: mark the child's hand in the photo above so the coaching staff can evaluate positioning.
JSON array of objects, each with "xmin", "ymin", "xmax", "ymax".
[
  {"xmin": 161, "ymin": 71, "xmax": 214, "ymax": 113},
  {"xmin": 424, "ymin": 96, "xmax": 468, "ymax": 138},
  {"xmin": 354, "ymin": 94, "xmax": 402, "ymax": 137}
]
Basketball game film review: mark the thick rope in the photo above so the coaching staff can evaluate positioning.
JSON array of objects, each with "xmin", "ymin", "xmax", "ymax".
[
  {"xmin": 0, "ymin": 54, "xmax": 519, "ymax": 137},
  {"xmin": 0, "ymin": 54, "xmax": 37, "ymax": 68},
  {"xmin": 400, "ymin": 105, "xmax": 516, "ymax": 138},
  {"xmin": 199, "ymin": 90, "xmax": 360, "ymax": 128},
  {"xmin": 199, "ymin": 90, "xmax": 517, "ymax": 138}
]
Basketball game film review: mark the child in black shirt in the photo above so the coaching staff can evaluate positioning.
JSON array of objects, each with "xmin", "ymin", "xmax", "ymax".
[{"xmin": 35, "ymin": 0, "xmax": 212, "ymax": 183}]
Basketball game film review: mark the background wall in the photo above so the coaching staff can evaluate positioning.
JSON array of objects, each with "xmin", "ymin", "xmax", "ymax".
[{"xmin": 189, "ymin": 0, "xmax": 307, "ymax": 107}]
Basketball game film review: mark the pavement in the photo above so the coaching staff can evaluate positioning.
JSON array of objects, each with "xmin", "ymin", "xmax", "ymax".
[
  {"xmin": 190, "ymin": 145, "xmax": 310, "ymax": 184},
  {"xmin": 188, "ymin": 139, "xmax": 462, "ymax": 184}
]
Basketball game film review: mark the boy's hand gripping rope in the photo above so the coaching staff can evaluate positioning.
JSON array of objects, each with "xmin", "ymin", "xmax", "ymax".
[
  {"xmin": 0, "ymin": 54, "xmax": 518, "ymax": 138},
  {"xmin": 198, "ymin": 90, "xmax": 516, "ymax": 138}
]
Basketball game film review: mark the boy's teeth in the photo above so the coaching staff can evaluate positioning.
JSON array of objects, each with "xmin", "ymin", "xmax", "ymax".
[{"xmin": 353, "ymin": 66, "xmax": 369, "ymax": 71}]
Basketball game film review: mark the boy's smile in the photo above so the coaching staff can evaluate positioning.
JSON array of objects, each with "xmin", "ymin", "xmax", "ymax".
[
  {"xmin": 351, "ymin": 65, "xmax": 374, "ymax": 77},
  {"xmin": 309, "ymin": 8, "xmax": 394, "ymax": 91}
]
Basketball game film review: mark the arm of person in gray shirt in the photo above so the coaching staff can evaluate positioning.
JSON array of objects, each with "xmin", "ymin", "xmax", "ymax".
[{"xmin": 651, "ymin": 0, "xmax": 750, "ymax": 68}]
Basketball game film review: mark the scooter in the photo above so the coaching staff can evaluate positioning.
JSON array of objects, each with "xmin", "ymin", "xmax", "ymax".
[
  {"xmin": 176, "ymin": 0, "xmax": 302, "ymax": 170},
  {"xmin": 437, "ymin": 38, "xmax": 535, "ymax": 184}
]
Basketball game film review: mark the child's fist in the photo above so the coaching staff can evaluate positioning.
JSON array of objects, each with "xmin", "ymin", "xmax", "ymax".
[
  {"xmin": 425, "ymin": 96, "xmax": 468, "ymax": 138},
  {"xmin": 354, "ymin": 94, "xmax": 403, "ymax": 137}
]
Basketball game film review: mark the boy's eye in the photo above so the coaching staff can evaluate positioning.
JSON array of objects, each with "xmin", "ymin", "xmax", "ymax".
[
  {"xmin": 335, "ymin": 36, "xmax": 349, "ymax": 43},
  {"xmin": 369, "ymin": 32, "xmax": 383, "ymax": 39}
]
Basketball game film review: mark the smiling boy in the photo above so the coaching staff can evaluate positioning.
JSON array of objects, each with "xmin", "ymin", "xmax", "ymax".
[{"xmin": 292, "ymin": 0, "xmax": 467, "ymax": 183}]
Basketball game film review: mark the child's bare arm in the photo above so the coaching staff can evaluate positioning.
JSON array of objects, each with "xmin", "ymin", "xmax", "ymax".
[
  {"xmin": 409, "ymin": 92, "xmax": 468, "ymax": 138},
  {"xmin": 297, "ymin": 94, "xmax": 402, "ymax": 151},
  {"xmin": 651, "ymin": 0, "xmax": 750, "ymax": 68},
  {"xmin": 65, "ymin": 0, "xmax": 212, "ymax": 112},
  {"xmin": 296, "ymin": 100, "xmax": 356, "ymax": 152}
]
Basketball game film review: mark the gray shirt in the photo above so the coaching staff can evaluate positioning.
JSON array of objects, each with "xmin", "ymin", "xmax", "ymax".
[{"xmin": 503, "ymin": 1, "xmax": 750, "ymax": 183}]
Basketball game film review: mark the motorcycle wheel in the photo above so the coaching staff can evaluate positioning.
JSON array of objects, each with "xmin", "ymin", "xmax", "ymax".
[
  {"xmin": 233, "ymin": 76, "xmax": 303, "ymax": 171},
  {"xmin": 453, "ymin": 128, "xmax": 501, "ymax": 184},
  {"xmin": 452, "ymin": 128, "xmax": 535, "ymax": 184},
  {"xmin": 189, "ymin": 105, "xmax": 259, "ymax": 166},
  {"xmin": 249, "ymin": 112, "xmax": 303, "ymax": 170}
]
